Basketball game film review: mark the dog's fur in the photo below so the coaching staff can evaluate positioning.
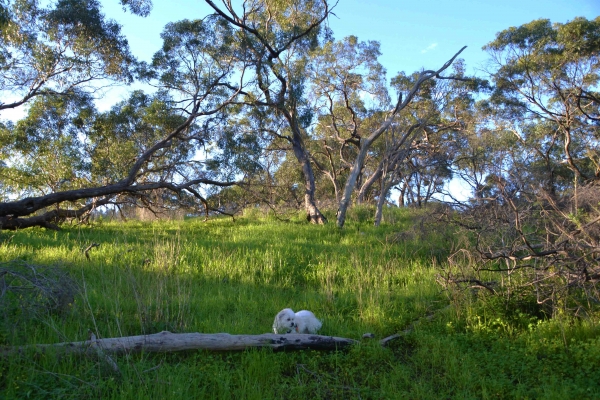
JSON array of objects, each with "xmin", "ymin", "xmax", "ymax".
[{"xmin": 272, "ymin": 308, "xmax": 322, "ymax": 334}]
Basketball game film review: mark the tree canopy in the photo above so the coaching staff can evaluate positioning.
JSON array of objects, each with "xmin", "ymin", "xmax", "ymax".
[{"xmin": 0, "ymin": 1, "xmax": 597, "ymax": 234}]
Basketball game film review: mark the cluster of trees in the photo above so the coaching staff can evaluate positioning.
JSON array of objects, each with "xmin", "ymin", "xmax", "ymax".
[
  {"xmin": 445, "ymin": 17, "xmax": 600, "ymax": 315},
  {"xmin": 0, "ymin": 0, "xmax": 598, "ymax": 235}
]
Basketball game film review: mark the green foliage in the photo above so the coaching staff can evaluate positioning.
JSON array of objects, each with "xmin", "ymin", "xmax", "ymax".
[
  {"xmin": 89, "ymin": 90, "xmax": 193, "ymax": 182},
  {"xmin": 0, "ymin": 0, "xmax": 136, "ymax": 103},
  {"xmin": 150, "ymin": 16, "xmax": 235, "ymax": 94},
  {"xmin": 0, "ymin": 215, "xmax": 598, "ymax": 398},
  {"xmin": 45, "ymin": 0, "xmax": 133, "ymax": 77},
  {"xmin": 1, "ymin": 7, "xmax": 600, "ymax": 396},
  {"xmin": 346, "ymin": 204, "xmax": 376, "ymax": 223},
  {"xmin": 1, "ymin": 92, "xmax": 93, "ymax": 195},
  {"xmin": 118, "ymin": 0, "xmax": 152, "ymax": 17},
  {"xmin": 484, "ymin": 16, "xmax": 600, "ymax": 185}
]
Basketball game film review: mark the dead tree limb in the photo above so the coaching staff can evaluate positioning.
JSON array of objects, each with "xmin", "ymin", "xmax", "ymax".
[
  {"xmin": 83, "ymin": 243, "xmax": 100, "ymax": 261},
  {"xmin": 0, "ymin": 331, "xmax": 358, "ymax": 357},
  {"xmin": 380, "ymin": 305, "xmax": 452, "ymax": 346}
]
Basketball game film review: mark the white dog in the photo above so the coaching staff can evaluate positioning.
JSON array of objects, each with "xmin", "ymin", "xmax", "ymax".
[{"xmin": 272, "ymin": 308, "xmax": 322, "ymax": 334}]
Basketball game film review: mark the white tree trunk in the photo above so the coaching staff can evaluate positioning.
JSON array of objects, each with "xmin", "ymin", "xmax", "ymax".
[
  {"xmin": 374, "ymin": 179, "xmax": 392, "ymax": 227},
  {"xmin": 336, "ymin": 46, "xmax": 467, "ymax": 228}
]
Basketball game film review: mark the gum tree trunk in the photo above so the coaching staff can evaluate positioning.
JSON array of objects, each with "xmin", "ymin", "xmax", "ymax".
[
  {"xmin": 288, "ymin": 115, "xmax": 328, "ymax": 224},
  {"xmin": 336, "ymin": 46, "xmax": 467, "ymax": 228}
]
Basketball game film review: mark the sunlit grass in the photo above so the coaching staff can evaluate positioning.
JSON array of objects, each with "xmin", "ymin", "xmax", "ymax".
[{"xmin": 1, "ymin": 209, "xmax": 599, "ymax": 399}]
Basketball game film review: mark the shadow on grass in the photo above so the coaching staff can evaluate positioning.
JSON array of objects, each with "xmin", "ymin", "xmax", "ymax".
[
  {"xmin": 0, "ymin": 217, "xmax": 442, "ymax": 344},
  {"xmin": 1, "ymin": 216, "xmax": 599, "ymax": 399}
]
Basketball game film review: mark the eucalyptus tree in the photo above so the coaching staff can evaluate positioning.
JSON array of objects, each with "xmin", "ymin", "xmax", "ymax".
[
  {"xmin": 307, "ymin": 36, "xmax": 421, "ymax": 222},
  {"xmin": 307, "ymin": 36, "xmax": 389, "ymax": 206},
  {"xmin": 485, "ymin": 17, "xmax": 600, "ymax": 188},
  {"xmin": 451, "ymin": 120, "xmax": 515, "ymax": 202},
  {"xmin": 369, "ymin": 61, "xmax": 481, "ymax": 224},
  {"xmin": 205, "ymin": 0, "xmax": 334, "ymax": 224},
  {"xmin": 443, "ymin": 18, "xmax": 600, "ymax": 316},
  {"xmin": 368, "ymin": 75, "xmax": 440, "ymax": 221},
  {"xmin": 304, "ymin": 31, "xmax": 466, "ymax": 227},
  {"xmin": 0, "ymin": 0, "xmax": 141, "ymax": 111},
  {"xmin": 335, "ymin": 47, "xmax": 468, "ymax": 227},
  {"xmin": 0, "ymin": 1, "xmax": 242, "ymax": 229}
]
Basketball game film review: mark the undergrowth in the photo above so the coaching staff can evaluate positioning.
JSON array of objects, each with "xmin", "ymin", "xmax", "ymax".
[{"xmin": 0, "ymin": 208, "xmax": 599, "ymax": 399}]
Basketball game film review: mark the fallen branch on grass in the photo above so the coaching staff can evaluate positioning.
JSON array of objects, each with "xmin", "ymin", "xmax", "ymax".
[
  {"xmin": 379, "ymin": 305, "xmax": 452, "ymax": 347},
  {"xmin": 0, "ymin": 331, "xmax": 358, "ymax": 357},
  {"xmin": 83, "ymin": 242, "xmax": 100, "ymax": 261},
  {"xmin": 1, "ymin": 306, "xmax": 454, "ymax": 357}
]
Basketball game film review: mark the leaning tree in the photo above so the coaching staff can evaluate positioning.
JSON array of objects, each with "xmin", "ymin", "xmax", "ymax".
[
  {"xmin": 304, "ymin": 34, "xmax": 467, "ymax": 227},
  {"xmin": 0, "ymin": 0, "xmax": 243, "ymax": 229}
]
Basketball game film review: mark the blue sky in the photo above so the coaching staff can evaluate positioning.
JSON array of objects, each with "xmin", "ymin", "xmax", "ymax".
[
  {"xmin": 98, "ymin": 0, "xmax": 598, "ymax": 201},
  {"xmin": 0, "ymin": 1, "xmax": 596, "ymax": 201},
  {"xmin": 3, "ymin": 0, "xmax": 597, "ymax": 118},
  {"xmin": 101, "ymin": 0, "xmax": 599, "ymax": 84}
]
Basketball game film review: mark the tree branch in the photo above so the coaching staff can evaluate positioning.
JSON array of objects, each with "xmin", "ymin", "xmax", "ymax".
[{"xmin": 1, "ymin": 331, "xmax": 358, "ymax": 356}]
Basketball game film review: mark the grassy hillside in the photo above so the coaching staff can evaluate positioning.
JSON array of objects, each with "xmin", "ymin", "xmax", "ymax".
[{"xmin": 1, "ymin": 209, "xmax": 599, "ymax": 399}]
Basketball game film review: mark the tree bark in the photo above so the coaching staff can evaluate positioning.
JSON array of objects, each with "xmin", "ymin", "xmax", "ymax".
[
  {"xmin": 357, "ymin": 167, "xmax": 382, "ymax": 204},
  {"xmin": 292, "ymin": 137, "xmax": 328, "ymax": 224},
  {"xmin": 374, "ymin": 179, "xmax": 393, "ymax": 227},
  {"xmin": 370, "ymin": 123, "xmax": 423, "ymax": 224},
  {"xmin": 0, "ymin": 179, "xmax": 238, "ymax": 230},
  {"xmin": 206, "ymin": 0, "xmax": 331, "ymax": 225},
  {"xmin": 0, "ymin": 331, "xmax": 358, "ymax": 356},
  {"xmin": 336, "ymin": 46, "xmax": 467, "ymax": 228},
  {"xmin": 0, "ymin": 203, "xmax": 105, "ymax": 231},
  {"xmin": 287, "ymin": 114, "xmax": 328, "ymax": 224}
]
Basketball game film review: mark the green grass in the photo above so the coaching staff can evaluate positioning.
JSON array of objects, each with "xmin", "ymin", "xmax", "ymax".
[{"xmin": 1, "ymin": 209, "xmax": 599, "ymax": 399}]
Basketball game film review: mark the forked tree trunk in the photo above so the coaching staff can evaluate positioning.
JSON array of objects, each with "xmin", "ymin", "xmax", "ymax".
[
  {"xmin": 336, "ymin": 46, "xmax": 467, "ymax": 228},
  {"xmin": 337, "ymin": 142, "xmax": 370, "ymax": 227},
  {"xmin": 357, "ymin": 167, "xmax": 382, "ymax": 204}
]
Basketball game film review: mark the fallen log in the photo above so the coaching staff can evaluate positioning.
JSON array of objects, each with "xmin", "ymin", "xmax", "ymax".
[{"xmin": 1, "ymin": 331, "xmax": 358, "ymax": 357}]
